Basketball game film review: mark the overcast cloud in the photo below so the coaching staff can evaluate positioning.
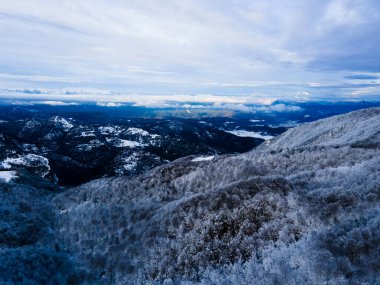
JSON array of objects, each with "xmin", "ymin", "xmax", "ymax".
[{"xmin": 0, "ymin": 0, "xmax": 379, "ymax": 103}]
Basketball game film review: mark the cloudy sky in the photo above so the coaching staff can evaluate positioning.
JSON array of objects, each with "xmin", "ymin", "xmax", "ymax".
[{"xmin": 0, "ymin": 0, "xmax": 379, "ymax": 104}]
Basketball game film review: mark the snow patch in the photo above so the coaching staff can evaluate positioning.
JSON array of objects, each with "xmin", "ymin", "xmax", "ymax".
[
  {"xmin": 75, "ymin": 140, "xmax": 103, "ymax": 152},
  {"xmin": 127, "ymin": 127, "xmax": 160, "ymax": 138},
  {"xmin": 117, "ymin": 154, "xmax": 139, "ymax": 173},
  {"xmin": 52, "ymin": 116, "xmax": 73, "ymax": 130},
  {"xmin": 226, "ymin": 130, "xmax": 274, "ymax": 140},
  {"xmin": 127, "ymin": 127, "xmax": 150, "ymax": 136},
  {"xmin": 0, "ymin": 171, "xmax": 17, "ymax": 182},
  {"xmin": 192, "ymin": 156, "xmax": 215, "ymax": 162},
  {"xmin": 77, "ymin": 131, "xmax": 96, "ymax": 138},
  {"xmin": 0, "ymin": 154, "xmax": 50, "ymax": 177},
  {"xmin": 99, "ymin": 126, "xmax": 124, "ymax": 135},
  {"xmin": 106, "ymin": 137, "xmax": 144, "ymax": 148},
  {"xmin": 22, "ymin": 120, "xmax": 41, "ymax": 131}
]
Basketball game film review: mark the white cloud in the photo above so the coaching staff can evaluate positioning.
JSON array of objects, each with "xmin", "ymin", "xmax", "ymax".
[
  {"xmin": 0, "ymin": 86, "xmax": 306, "ymax": 112},
  {"xmin": 8, "ymin": 100, "xmax": 78, "ymax": 106},
  {"xmin": 250, "ymin": 104, "xmax": 303, "ymax": 113},
  {"xmin": 36, "ymin": 101, "xmax": 78, "ymax": 106},
  {"xmin": 96, "ymin": 102, "xmax": 123, "ymax": 107}
]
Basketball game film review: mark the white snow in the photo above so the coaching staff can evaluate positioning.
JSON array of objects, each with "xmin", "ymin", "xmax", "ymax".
[
  {"xmin": 226, "ymin": 130, "xmax": 274, "ymax": 140},
  {"xmin": 127, "ymin": 127, "xmax": 150, "ymax": 136},
  {"xmin": 78, "ymin": 131, "xmax": 96, "ymax": 137},
  {"xmin": 116, "ymin": 154, "xmax": 139, "ymax": 174},
  {"xmin": 1, "ymin": 156, "xmax": 26, "ymax": 169},
  {"xmin": 192, "ymin": 156, "xmax": 215, "ymax": 162},
  {"xmin": 122, "ymin": 159, "xmax": 137, "ymax": 171},
  {"xmin": 0, "ymin": 154, "xmax": 50, "ymax": 176},
  {"xmin": 99, "ymin": 126, "xmax": 124, "ymax": 135},
  {"xmin": 106, "ymin": 137, "xmax": 144, "ymax": 148},
  {"xmin": 22, "ymin": 144, "xmax": 39, "ymax": 152},
  {"xmin": 0, "ymin": 171, "xmax": 17, "ymax": 182},
  {"xmin": 249, "ymin": 119, "xmax": 263, "ymax": 123},
  {"xmin": 52, "ymin": 116, "xmax": 73, "ymax": 130},
  {"xmin": 266, "ymin": 108, "xmax": 380, "ymax": 149},
  {"xmin": 22, "ymin": 120, "xmax": 41, "ymax": 132},
  {"xmin": 75, "ymin": 140, "xmax": 103, "ymax": 152},
  {"xmin": 127, "ymin": 127, "xmax": 160, "ymax": 138},
  {"xmin": 118, "ymin": 140, "xmax": 144, "ymax": 148}
]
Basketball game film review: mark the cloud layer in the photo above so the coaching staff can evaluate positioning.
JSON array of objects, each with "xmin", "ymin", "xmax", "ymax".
[{"xmin": 0, "ymin": 0, "xmax": 379, "ymax": 101}]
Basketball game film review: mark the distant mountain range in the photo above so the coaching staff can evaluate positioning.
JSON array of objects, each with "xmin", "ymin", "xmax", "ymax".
[{"xmin": 0, "ymin": 115, "xmax": 265, "ymax": 186}]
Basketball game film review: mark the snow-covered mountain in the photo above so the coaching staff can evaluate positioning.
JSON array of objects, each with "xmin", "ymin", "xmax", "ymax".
[
  {"xmin": 0, "ymin": 116, "xmax": 263, "ymax": 186},
  {"xmin": 1, "ymin": 107, "xmax": 379, "ymax": 284}
]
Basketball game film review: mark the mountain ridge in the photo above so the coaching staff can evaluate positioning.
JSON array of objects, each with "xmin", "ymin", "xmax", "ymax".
[{"xmin": 52, "ymin": 107, "xmax": 380, "ymax": 284}]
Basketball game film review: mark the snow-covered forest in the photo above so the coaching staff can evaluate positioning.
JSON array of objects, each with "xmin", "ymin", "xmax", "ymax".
[{"xmin": 1, "ymin": 107, "xmax": 379, "ymax": 284}]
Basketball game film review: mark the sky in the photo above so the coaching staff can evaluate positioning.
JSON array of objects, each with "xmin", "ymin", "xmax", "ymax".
[{"xmin": 0, "ymin": 0, "xmax": 380, "ymax": 106}]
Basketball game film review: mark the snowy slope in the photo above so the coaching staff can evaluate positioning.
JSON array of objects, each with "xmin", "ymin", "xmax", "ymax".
[
  {"xmin": 262, "ymin": 107, "xmax": 380, "ymax": 149},
  {"xmin": 49, "ymin": 107, "xmax": 380, "ymax": 284},
  {"xmin": 2, "ymin": 108, "xmax": 379, "ymax": 284}
]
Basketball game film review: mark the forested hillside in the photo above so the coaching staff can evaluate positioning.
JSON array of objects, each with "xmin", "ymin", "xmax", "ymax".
[{"xmin": 1, "ymin": 107, "xmax": 379, "ymax": 284}]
